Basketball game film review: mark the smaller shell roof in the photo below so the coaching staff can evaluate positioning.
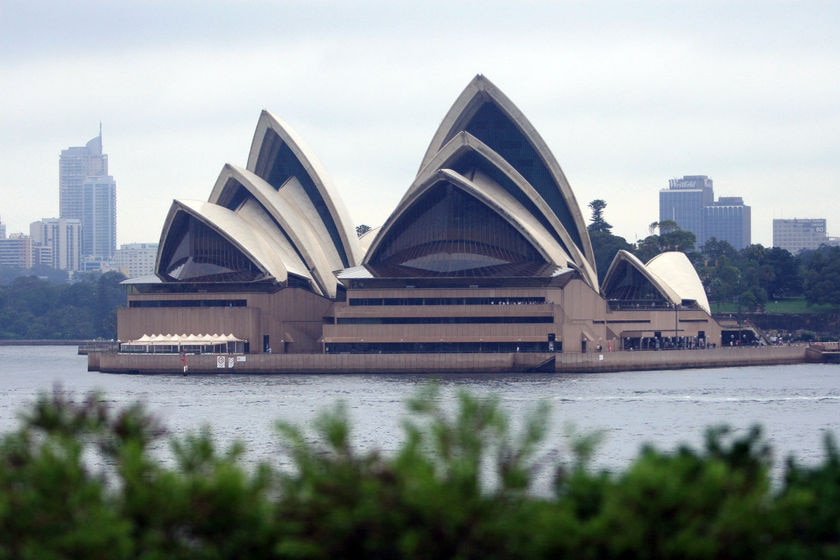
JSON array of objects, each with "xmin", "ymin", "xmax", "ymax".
[
  {"xmin": 601, "ymin": 250, "xmax": 711, "ymax": 315},
  {"xmin": 602, "ymin": 250, "xmax": 681, "ymax": 305},
  {"xmin": 157, "ymin": 199, "xmax": 291, "ymax": 284},
  {"xmin": 646, "ymin": 252, "xmax": 711, "ymax": 314}
]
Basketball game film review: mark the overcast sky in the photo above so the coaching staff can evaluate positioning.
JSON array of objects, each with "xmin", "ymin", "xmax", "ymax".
[{"xmin": 1, "ymin": 0, "xmax": 837, "ymax": 248}]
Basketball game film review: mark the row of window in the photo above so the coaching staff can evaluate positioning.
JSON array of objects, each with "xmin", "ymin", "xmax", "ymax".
[
  {"xmin": 335, "ymin": 316, "xmax": 553, "ymax": 325},
  {"xmin": 325, "ymin": 341, "xmax": 560, "ymax": 354},
  {"xmin": 348, "ymin": 296, "xmax": 546, "ymax": 306},
  {"xmin": 129, "ymin": 299, "xmax": 247, "ymax": 308}
]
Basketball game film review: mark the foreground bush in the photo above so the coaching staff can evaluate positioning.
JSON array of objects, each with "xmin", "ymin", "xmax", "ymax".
[{"xmin": 0, "ymin": 386, "xmax": 838, "ymax": 559}]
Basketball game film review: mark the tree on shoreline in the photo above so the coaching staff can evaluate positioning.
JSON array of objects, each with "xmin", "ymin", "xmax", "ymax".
[{"xmin": 0, "ymin": 271, "xmax": 126, "ymax": 339}]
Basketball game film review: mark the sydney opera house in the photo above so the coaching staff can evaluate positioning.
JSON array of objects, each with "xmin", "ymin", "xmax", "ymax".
[{"xmin": 117, "ymin": 75, "xmax": 722, "ymax": 365}]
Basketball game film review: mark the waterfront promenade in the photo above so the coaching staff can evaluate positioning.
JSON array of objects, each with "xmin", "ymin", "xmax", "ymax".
[{"xmin": 89, "ymin": 344, "xmax": 813, "ymax": 375}]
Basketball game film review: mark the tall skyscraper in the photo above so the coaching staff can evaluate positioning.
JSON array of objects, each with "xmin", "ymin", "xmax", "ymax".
[
  {"xmin": 659, "ymin": 175, "xmax": 751, "ymax": 250},
  {"xmin": 82, "ymin": 175, "xmax": 117, "ymax": 260},
  {"xmin": 59, "ymin": 128, "xmax": 116, "ymax": 261}
]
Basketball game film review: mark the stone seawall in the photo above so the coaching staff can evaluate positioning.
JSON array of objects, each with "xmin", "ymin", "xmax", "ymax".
[
  {"xmin": 90, "ymin": 345, "xmax": 809, "ymax": 375},
  {"xmin": 553, "ymin": 345, "xmax": 806, "ymax": 373}
]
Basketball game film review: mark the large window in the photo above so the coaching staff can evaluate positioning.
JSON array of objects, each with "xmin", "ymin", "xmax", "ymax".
[
  {"xmin": 159, "ymin": 215, "xmax": 263, "ymax": 282},
  {"xmin": 368, "ymin": 183, "xmax": 546, "ymax": 277}
]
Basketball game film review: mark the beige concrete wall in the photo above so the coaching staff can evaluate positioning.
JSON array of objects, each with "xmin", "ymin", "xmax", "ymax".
[
  {"xmin": 325, "ymin": 280, "xmax": 607, "ymax": 349},
  {"xmin": 554, "ymin": 280, "xmax": 608, "ymax": 352},
  {"xmin": 91, "ymin": 345, "xmax": 807, "ymax": 374},
  {"xmin": 120, "ymin": 287, "xmax": 333, "ymax": 354},
  {"xmin": 118, "ymin": 307, "xmax": 260, "ymax": 343},
  {"xmin": 605, "ymin": 307, "xmax": 722, "ymax": 346}
]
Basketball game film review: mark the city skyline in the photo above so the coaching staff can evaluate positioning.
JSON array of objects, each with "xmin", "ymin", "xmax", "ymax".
[{"xmin": 1, "ymin": 2, "xmax": 838, "ymax": 247}]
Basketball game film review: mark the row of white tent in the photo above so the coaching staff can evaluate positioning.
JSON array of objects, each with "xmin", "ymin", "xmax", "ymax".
[
  {"xmin": 121, "ymin": 333, "xmax": 247, "ymax": 354},
  {"xmin": 130, "ymin": 333, "xmax": 245, "ymax": 345}
]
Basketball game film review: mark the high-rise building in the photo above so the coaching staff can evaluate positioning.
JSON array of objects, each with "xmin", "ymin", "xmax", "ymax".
[
  {"xmin": 658, "ymin": 175, "xmax": 714, "ymax": 243},
  {"xmin": 705, "ymin": 197, "xmax": 751, "ymax": 251},
  {"xmin": 59, "ymin": 128, "xmax": 116, "ymax": 261},
  {"xmin": 111, "ymin": 242, "xmax": 158, "ymax": 278},
  {"xmin": 82, "ymin": 176, "xmax": 117, "ymax": 260},
  {"xmin": 30, "ymin": 218, "xmax": 82, "ymax": 271},
  {"xmin": 659, "ymin": 175, "xmax": 751, "ymax": 250},
  {"xmin": 773, "ymin": 218, "xmax": 828, "ymax": 254},
  {"xmin": 0, "ymin": 234, "xmax": 33, "ymax": 268}
]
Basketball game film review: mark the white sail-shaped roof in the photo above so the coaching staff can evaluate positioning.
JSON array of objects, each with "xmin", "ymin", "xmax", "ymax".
[
  {"xmin": 601, "ymin": 250, "xmax": 681, "ymax": 305},
  {"xmin": 646, "ymin": 252, "xmax": 711, "ymax": 314},
  {"xmin": 246, "ymin": 110, "xmax": 362, "ymax": 269},
  {"xmin": 208, "ymin": 164, "xmax": 343, "ymax": 297},
  {"xmin": 156, "ymin": 199, "xmax": 290, "ymax": 284},
  {"xmin": 154, "ymin": 110, "xmax": 362, "ymax": 298},
  {"xmin": 602, "ymin": 250, "xmax": 712, "ymax": 315},
  {"xmin": 418, "ymin": 74, "xmax": 596, "ymax": 278},
  {"xmin": 410, "ymin": 131, "xmax": 598, "ymax": 288}
]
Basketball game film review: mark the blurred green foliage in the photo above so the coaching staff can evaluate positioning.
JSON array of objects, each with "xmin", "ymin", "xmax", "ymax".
[{"xmin": 1, "ymin": 386, "xmax": 839, "ymax": 559}]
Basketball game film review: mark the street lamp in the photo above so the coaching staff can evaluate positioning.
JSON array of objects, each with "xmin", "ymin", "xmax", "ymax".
[{"xmin": 674, "ymin": 302, "xmax": 679, "ymax": 348}]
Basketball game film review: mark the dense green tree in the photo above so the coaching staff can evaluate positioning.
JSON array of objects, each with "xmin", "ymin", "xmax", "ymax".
[
  {"xmin": 801, "ymin": 245, "xmax": 840, "ymax": 307},
  {"xmin": 634, "ymin": 222, "xmax": 697, "ymax": 263},
  {"xmin": 586, "ymin": 200, "xmax": 631, "ymax": 282},
  {"xmin": 0, "ymin": 264, "xmax": 68, "ymax": 285},
  {"xmin": 762, "ymin": 246, "xmax": 802, "ymax": 298},
  {"xmin": 0, "ymin": 271, "xmax": 126, "ymax": 339},
  {"xmin": 694, "ymin": 241, "xmax": 805, "ymax": 309},
  {"xmin": 590, "ymin": 230, "xmax": 633, "ymax": 284},
  {"xmin": 587, "ymin": 199, "xmax": 612, "ymax": 234},
  {"xmin": 699, "ymin": 238, "xmax": 738, "ymax": 266}
]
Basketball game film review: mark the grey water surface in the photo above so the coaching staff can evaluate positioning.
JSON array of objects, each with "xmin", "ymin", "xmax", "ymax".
[{"xmin": 2, "ymin": 345, "xmax": 838, "ymax": 475}]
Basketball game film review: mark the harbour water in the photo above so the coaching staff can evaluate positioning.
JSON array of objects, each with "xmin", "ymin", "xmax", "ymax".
[{"xmin": 1, "ymin": 345, "xmax": 839, "ymax": 476}]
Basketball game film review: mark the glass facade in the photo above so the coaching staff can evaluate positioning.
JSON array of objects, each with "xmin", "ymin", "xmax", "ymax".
[
  {"xmin": 367, "ymin": 183, "xmax": 546, "ymax": 277},
  {"xmin": 159, "ymin": 214, "xmax": 264, "ymax": 282},
  {"xmin": 461, "ymin": 102, "xmax": 583, "ymax": 252},
  {"xmin": 602, "ymin": 259, "xmax": 670, "ymax": 305}
]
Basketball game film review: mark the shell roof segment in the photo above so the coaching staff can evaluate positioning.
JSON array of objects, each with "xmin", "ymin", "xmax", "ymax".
[
  {"xmin": 646, "ymin": 252, "xmax": 711, "ymax": 314},
  {"xmin": 365, "ymin": 174, "xmax": 552, "ymax": 277},
  {"xmin": 418, "ymin": 74, "xmax": 596, "ymax": 278},
  {"xmin": 209, "ymin": 163, "xmax": 342, "ymax": 297},
  {"xmin": 156, "ymin": 199, "xmax": 289, "ymax": 284},
  {"xmin": 246, "ymin": 110, "xmax": 362, "ymax": 269},
  {"xmin": 602, "ymin": 250, "xmax": 711, "ymax": 314},
  {"xmin": 365, "ymin": 76, "xmax": 599, "ymax": 288},
  {"xmin": 154, "ymin": 111, "xmax": 362, "ymax": 298}
]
